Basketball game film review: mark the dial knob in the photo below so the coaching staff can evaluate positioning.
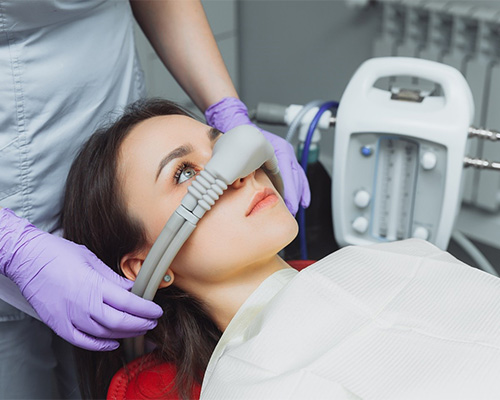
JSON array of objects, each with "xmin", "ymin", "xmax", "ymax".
[
  {"xmin": 412, "ymin": 226, "xmax": 429, "ymax": 240},
  {"xmin": 352, "ymin": 216, "xmax": 369, "ymax": 234},
  {"xmin": 421, "ymin": 152, "xmax": 437, "ymax": 170},
  {"xmin": 354, "ymin": 190, "xmax": 371, "ymax": 208}
]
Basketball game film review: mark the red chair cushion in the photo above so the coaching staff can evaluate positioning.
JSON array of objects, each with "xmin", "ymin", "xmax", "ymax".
[
  {"xmin": 287, "ymin": 259, "xmax": 316, "ymax": 271},
  {"xmin": 107, "ymin": 356, "xmax": 201, "ymax": 400}
]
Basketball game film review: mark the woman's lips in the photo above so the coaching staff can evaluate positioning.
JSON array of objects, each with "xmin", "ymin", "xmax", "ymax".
[{"xmin": 246, "ymin": 188, "xmax": 279, "ymax": 216}]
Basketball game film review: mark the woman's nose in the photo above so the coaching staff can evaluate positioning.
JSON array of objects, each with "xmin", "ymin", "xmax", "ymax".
[{"xmin": 231, "ymin": 170, "xmax": 256, "ymax": 189}]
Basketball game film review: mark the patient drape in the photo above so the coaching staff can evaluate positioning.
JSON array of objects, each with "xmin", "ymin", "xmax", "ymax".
[{"xmin": 201, "ymin": 239, "xmax": 500, "ymax": 400}]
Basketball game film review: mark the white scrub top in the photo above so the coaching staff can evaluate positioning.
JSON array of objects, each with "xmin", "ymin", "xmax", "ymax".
[
  {"xmin": 0, "ymin": 0, "xmax": 145, "ymax": 232},
  {"xmin": 0, "ymin": 0, "xmax": 146, "ymax": 316},
  {"xmin": 201, "ymin": 239, "xmax": 500, "ymax": 399}
]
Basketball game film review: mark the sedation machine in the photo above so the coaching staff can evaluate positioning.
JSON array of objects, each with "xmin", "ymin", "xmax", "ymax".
[{"xmin": 333, "ymin": 57, "xmax": 473, "ymax": 250}]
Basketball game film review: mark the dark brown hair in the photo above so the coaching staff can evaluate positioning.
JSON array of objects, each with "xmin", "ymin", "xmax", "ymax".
[{"xmin": 61, "ymin": 98, "xmax": 221, "ymax": 399}]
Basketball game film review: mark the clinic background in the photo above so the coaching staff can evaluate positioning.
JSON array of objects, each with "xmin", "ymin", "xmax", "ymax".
[{"xmin": 134, "ymin": 0, "xmax": 500, "ymax": 274}]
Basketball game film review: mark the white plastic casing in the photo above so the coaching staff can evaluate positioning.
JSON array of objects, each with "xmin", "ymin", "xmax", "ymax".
[{"xmin": 332, "ymin": 57, "xmax": 474, "ymax": 250}]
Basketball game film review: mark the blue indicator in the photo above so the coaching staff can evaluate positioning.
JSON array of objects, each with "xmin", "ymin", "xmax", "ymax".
[{"xmin": 361, "ymin": 145, "xmax": 373, "ymax": 157}]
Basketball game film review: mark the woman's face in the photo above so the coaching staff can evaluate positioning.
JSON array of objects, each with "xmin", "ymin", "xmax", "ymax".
[{"xmin": 117, "ymin": 115, "xmax": 298, "ymax": 295}]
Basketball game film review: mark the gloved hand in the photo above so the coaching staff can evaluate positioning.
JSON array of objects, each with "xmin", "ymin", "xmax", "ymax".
[
  {"xmin": 0, "ymin": 208, "xmax": 163, "ymax": 351},
  {"xmin": 205, "ymin": 97, "xmax": 311, "ymax": 216}
]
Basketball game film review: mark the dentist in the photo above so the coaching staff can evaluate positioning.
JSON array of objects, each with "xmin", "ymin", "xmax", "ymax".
[{"xmin": 0, "ymin": 1, "xmax": 310, "ymax": 398}]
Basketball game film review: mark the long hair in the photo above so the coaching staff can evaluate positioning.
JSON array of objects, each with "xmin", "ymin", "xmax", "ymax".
[{"xmin": 61, "ymin": 98, "xmax": 222, "ymax": 399}]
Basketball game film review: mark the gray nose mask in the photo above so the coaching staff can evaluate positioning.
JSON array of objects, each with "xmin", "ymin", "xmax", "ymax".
[{"xmin": 132, "ymin": 124, "xmax": 283, "ymax": 301}]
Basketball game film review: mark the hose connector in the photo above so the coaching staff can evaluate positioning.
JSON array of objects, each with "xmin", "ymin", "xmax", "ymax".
[
  {"xmin": 468, "ymin": 126, "xmax": 500, "ymax": 141},
  {"xmin": 463, "ymin": 156, "xmax": 500, "ymax": 171}
]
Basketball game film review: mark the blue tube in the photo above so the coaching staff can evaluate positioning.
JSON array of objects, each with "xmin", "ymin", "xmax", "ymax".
[{"xmin": 298, "ymin": 101, "xmax": 339, "ymax": 260}]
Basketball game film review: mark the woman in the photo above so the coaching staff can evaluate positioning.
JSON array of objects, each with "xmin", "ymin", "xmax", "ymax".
[
  {"xmin": 62, "ymin": 99, "xmax": 500, "ymax": 400},
  {"xmin": 62, "ymin": 98, "xmax": 298, "ymax": 398}
]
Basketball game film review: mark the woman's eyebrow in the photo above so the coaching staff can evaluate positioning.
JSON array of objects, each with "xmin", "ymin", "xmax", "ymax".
[
  {"xmin": 155, "ymin": 144, "xmax": 193, "ymax": 181},
  {"xmin": 155, "ymin": 128, "xmax": 220, "ymax": 182}
]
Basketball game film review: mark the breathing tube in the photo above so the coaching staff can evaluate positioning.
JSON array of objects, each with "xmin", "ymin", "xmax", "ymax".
[
  {"xmin": 285, "ymin": 100, "xmax": 324, "ymax": 143},
  {"xmin": 133, "ymin": 125, "xmax": 283, "ymax": 300},
  {"xmin": 298, "ymin": 101, "xmax": 339, "ymax": 260},
  {"xmin": 125, "ymin": 124, "xmax": 285, "ymax": 360}
]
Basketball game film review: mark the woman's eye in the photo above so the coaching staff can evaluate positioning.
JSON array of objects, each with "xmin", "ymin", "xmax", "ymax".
[{"xmin": 178, "ymin": 166, "xmax": 197, "ymax": 184}]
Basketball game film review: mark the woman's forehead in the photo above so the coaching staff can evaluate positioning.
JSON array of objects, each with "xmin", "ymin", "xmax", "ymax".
[
  {"xmin": 128, "ymin": 115, "xmax": 209, "ymax": 144},
  {"xmin": 118, "ymin": 115, "xmax": 212, "ymax": 176}
]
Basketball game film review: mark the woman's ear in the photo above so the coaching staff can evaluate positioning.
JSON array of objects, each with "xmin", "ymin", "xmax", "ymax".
[
  {"xmin": 120, "ymin": 252, "xmax": 145, "ymax": 282},
  {"xmin": 120, "ymin": 251, "xmax": 175, "ymax": 289}
]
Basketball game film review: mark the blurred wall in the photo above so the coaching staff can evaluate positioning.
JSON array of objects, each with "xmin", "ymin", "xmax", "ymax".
[{"xmin": 238, "ymin": 0, "xmax": 380, "ymax": 172}]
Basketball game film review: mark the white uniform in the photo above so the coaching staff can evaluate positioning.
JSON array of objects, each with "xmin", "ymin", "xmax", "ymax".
[
  {"xmin": 201, "ymin": 239, "xmax": 500, "ymax": 400},
  {"xmin": 0, "ymin": 1, "xmax": 145, "ymax": 397}
]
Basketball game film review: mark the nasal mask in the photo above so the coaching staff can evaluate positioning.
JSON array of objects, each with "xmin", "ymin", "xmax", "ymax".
[{"xmin": 132, "ymin": 124, "xmax": 284, "ymax": 301}]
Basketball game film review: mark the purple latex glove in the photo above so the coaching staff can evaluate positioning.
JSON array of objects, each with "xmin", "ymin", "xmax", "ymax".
[
  {"xmin": 0, "ymin": 208, "xmax": 163, "ymax": 351},
  {"xmin": 205, "ymin": 97, "xmax": 311, "ymax": 216}
]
